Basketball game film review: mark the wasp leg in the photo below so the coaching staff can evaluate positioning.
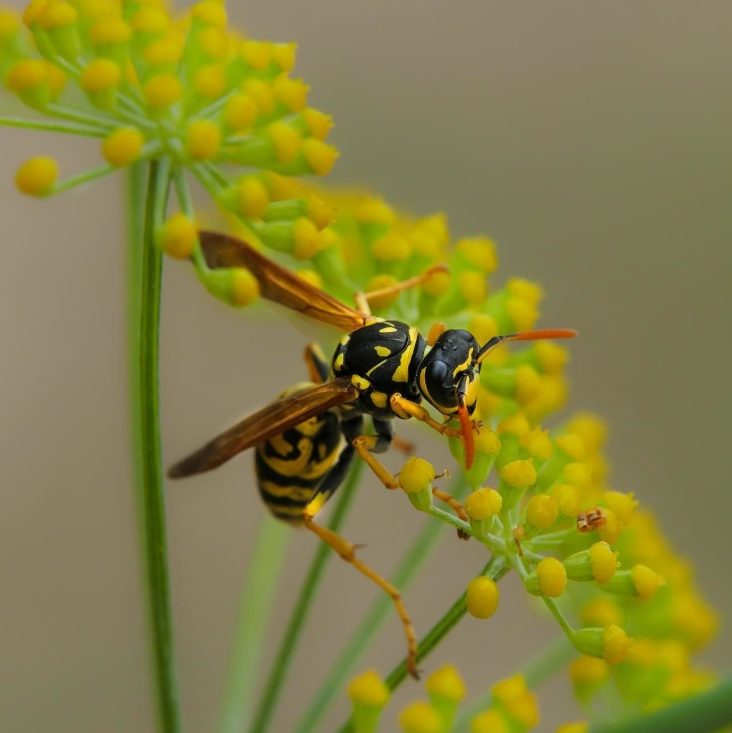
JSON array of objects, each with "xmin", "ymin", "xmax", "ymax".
[
  {"xmin": 361, "ymin": 264, "xmax": 449, "ymax": 307},
  {"xmin": 301, "ymin": 512, "xmax": 419, "ymax": 678},
  {"xmin": 303, "ymin": 343, "xmax": 329, "ymax": 384},
  {"xmin": 354, "ymin": 292, "xmax": 373, "ymax": 317},
  {"xmin": 390, "ymin": 394, "xmax": 461, "ymax": 439},
  {"xmin": 426, "ymin": 321, "xmax": 446, "ymax": 347},
  {"xmin": 392, "ymin": 436, "xmax": 415, "ymax": 454},
  {"xmin": 431, "ymin": 487, "xmax": 471, "ymax": 540}
]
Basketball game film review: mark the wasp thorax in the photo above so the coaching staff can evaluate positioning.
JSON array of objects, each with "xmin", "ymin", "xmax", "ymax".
[{"xmin": 418, "ymin": 329, "xmax": 481, "ymax": 415}]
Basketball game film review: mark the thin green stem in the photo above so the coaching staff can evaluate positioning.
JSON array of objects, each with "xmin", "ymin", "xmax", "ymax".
[
  {"xmin": 454, "ymin": 635, "xmax": 575, "ymax": 730},
  {"xmin": 336, "ymin": 556, "xmax": 509, "ymax": 733},
  {"xmin": 0, "ymin": 114, "xmax": 108, "ymax": 136},
  {"xmin": 218, "ymin": 516, "xmax": 292, "ymax": 733},
  {"xmin": 128, "ymin": 159, "xmax": 180, "ymax": 733},
  {"xmin": 590, "ymin": 676, "xmax": 732, "ymax": 733},
  {"xmin": 248, "ymin": 460, "xmax": 365, "ymax": 733},
  {"xmin": 295, "ymin": 476, "xmax": 468, "ymax": 733}
]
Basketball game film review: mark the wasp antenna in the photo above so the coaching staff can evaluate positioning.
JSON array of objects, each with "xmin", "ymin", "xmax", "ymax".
[{"xmin": 476, "ymin": 328, "xmax": 578, "ymax": 364}]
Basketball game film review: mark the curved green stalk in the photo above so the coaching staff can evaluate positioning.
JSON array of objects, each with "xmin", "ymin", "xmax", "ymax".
[
  {"xmin": 248, "ymin": 460, "xmax": 365, "ymax": 733},
  {"xmin": 128, "ymin": 159, "xmax": 180, "ymax": 733},
  {"xmin": 294, "ymin": 477, "xmax": 468, "ymax": 733},
  {"xmin": 590, "ymin": 677, "xmax": 732, "ymax": 733},
  {"xmin": 336, "ymin": 556, "xmax": 509, "ymax": 733},
  {"xmin": 219, "ymin": 516, "xmax": 291, "ymax": 733}
]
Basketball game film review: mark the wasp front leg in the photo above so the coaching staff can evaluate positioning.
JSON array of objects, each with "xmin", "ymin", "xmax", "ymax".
[{"xmin": 390, "ymin": 394, "xmax": 462, "ymax": 440}]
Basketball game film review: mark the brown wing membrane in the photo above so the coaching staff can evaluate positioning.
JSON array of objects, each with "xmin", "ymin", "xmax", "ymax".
[
  {"xmin": 200, "ymin": 231, "xmax": 369, "ymax": 332},
  {"xmin": 168, "ymin": 378, "xmax": 358, "ymax": 478}
]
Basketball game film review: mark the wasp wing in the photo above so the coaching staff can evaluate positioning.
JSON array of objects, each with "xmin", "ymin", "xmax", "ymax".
[
  {"xmin": 199, "ymin": 230, "xmax": 369, "ymax": 332},
  {"xmin": 168, "ymin": 378, "xmax": 358, "ymax": 478}
]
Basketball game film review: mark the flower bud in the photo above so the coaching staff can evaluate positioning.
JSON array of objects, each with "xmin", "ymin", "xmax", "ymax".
[
  {"xmin": 466, "ymin": 576, "xmax": 499, "ymax": 619},
  {"xmin": 525, "ymin": 557, "xmax": 567, "ymax": 597}
]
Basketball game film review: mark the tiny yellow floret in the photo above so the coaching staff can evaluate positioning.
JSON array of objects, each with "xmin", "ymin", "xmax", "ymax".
[
  {"xmin": 225, "ymin": 94, "xmax": 257, "ymax": 131},
  {"xmin": 520, "ymin": 428, "xmax": 553, "ymax": 461},
  {"xmin": 556, "ymin": 722, "xmax": 588, "ymax": 733},
  {"xmin": 160, "ymin": 213, "xmax": 197, "ymax": 259},
  {"xmin": 500, "ymin": 460, "xmax": 537, "ymax": 489},
  {"xmin": 39, "ymin": 1, "xmax": 76, "ymax": 28},
  {"xmin": 506, "ymin": 297, "xmax": 538, "ymax": 331},
  {"xmin": 536, "ymin": 557, "xmax": 567, "ymax": 597},
  {"xmin": 131, "ymin": 7, "xmax": 169, "ymax": 34},
  {"xmin": 307, "ymin": 196, "xmax": 335, "ymax": 230},
  {"xmin": 303, "ymin": 138, "xmax": 339, "ymax": 175},
  {"xmin": 302, "ymin": 107, "xmax": 333, "ymax": 140},
  {"xmin": 458, "ymin": 271, "xmax": 486, "ymax": 306},
  {"xmin": 466, "ymin": 488, "xmax": 502, "ymax": 520},
  {"xmin": 371, "ymin": 231, "xmax": 412, "ymax": 262},
  {"xmin": 631, "ymin": 564, "xmax": 664, "ymax": 599},
  {"xmin": 6, "ymin": 59, "xmax": 47, "ymax": 92},
  {"xmin": 231, "ymin": 268, "xmax": 260, "ymax": 306},
  {"xmin": 507, "ymin": 278, "xmax": 543, "ymax": 305},
  {"xmin": 526, "ymin": 494, "xmax": 559, "ymax": 529},
  {"xmin": 272, "ymin": 42, "xmax": 297, "ymax": 71},
  {"xmin": 293, "ymin": 218, "xmax": 320, "ymax": 259},
  {"xmin": 365, "ymin": 274, "xmax": 400, "ymax": 310},
  {"xmin": 569, "ymin": 655, "xmax": 608, "ymax": 685},
  {"xmin": 144, "ymin": 73, "xmax": 182, "ymax": 108},
  {"xmin": 398, "ymin": 457, "xmax": 436, "ymax": 494},
  {"xmin": 456, "ymin": 236, "xmax": 498, "ymax": 273},
  {"xmin": 426, "ymin": 664, "xmax": 466, "ymax": 702},
  {"xmin": 399, "ymin": 701, "xmax": 441, "ymax": 733},
  {"xmin": 551, "ymin": 484, "xmax": 581, "ymax": 518},
  {"xmin": 603, "ymin": 624, "xmax": 632, "ymax": 664},
  {"xmin": 474, "ymin": 427, "xmax": 501, "ymax": 456},
  {"xmin": 273, "ymin": 74, "xmax": 309, "ymax": 111},
  {"xmin": 535, "ymin": 341, "xmax": 568, "ymax": 374},
  {"xmin": 15, "ymin": 156, "xmax": 58, "ymax": 196},
  {"xmin": 0, "ymin": 8, "xmax": 20, "ymax": 39},
  {"xmin": 469, "ymin": 313, "xmax": 498, "ymax": 345},
  {"xmin": 296, "ymin": 270, "xmax": 323, "ymax": 289},
  {"xmin": 186, "ymin": 119, "xmax": 221, "ymax": 160},
  {"xmin": 590, "ymin": 541, "xmax": 618, "ymax": 583},
  {"xmin": 236, "ymin": 177, "xmax": 269, "ymax": 219},
  {"xmin": 81, "ymin": 58, "xmax": 120, "ymax": 93},
  {"xmin": 191, "ymin": 0, "xmax": 227, "ymax": 27},
  {"xmin": 603, "ymin": 491, "xmax": 638, "ymax": 525},
  {"xmin": 347, "ymin": 669, "xmax": 389, "ymax": 707},
  {"xmin": 497, "ymin": 413, "xmax": 530, "ymax": 437},
  {"xmin": 492, "ymin": 674, "xmax": 526, "ymax": 703},
  {"xmin": 581, "ymin": 598, "xmax": 621, "ymax": 628},
  {"xmin": 471, "ymin": 710, "xmax": 508, "ymax": 733},
  {"xmin": 102, "ymin": 127, "xmax": 145, "ymax": 166},
  {"xmin": 422, "ymin": 269, "xmax": 451, "ymax": 297},
  {"xmin": 556, "ymin": 433, "xmax": 586, "ymax": 461},
  {"xmin": 194, "ymin": 64, "xmax": 227, "ymax": 99},
  {"xmin": 466, "ymin": 576, "xmax": 499, "ymax": 619},
  {"xmin": 90, "ymin": 16, "xmax": 131, "ymax": 45}
]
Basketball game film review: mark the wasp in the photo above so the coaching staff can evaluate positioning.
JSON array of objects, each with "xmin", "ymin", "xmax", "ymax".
[{"xmin": 169, "ymin": 231, "xmax": 577, "ymax": 676}]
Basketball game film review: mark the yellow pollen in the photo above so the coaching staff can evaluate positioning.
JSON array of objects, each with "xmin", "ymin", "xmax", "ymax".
[
  {"xmin": 500, "ymin": 460, "xmax": 537, "ymax": 489},
  {"xmin": 466, "ymin": 576, "xmax": 499, "ymax": 619},
  {"xmin": 589, "ymin": 541, "xmax": 618, "ymax": 583},
  {"xmin": 603, "ymin": 624, "xmax": 632, "ymax": 664},
  {"xmin": 536, "ymin": 557, "xmax": 567, "ymax": 597},
  {"xmin": 303, "ymin": 138, "xmax": 339, "ymax": 175},
  {"xmin": 159, "ymin": 213, "xmax": 197, "ymax": 259},
  {"xmin": 526, "ymin": 493, "xmax": 558, "ymax": 529},
  {"xmin": 398, "ymin": 457, "xmax": 435, "ymax": 494},
  {"xmin": 631, "ymin": 564, "xmax": 664, "ymax": 599},
  {"xmin": 465, "ymin": 487, "xmax": 502, "ymax": 520}
]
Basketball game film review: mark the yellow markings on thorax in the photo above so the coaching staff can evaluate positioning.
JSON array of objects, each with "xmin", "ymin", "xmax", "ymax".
[
  {"xmin": 392, "ymin": 326, "xmax": 420, "ymax": 382},
  {"xmin": 370, "ymin": 391, "xmax": 388, "ymax": 409},
  {"xmin": 452, "ymin": 347, "xmax": 475, "ymax": 378},
  {"xmin": 379, "ymin": 325, "xmax": 398, "ymax": 333},
  {"xmin": 351, "ymin": 374, "xmax": 371, "ymax": 391},
  {"xmin": 334, "ymin": 352, "xmax": 345, "ymax": 371},
  {"xmin": 339, "ymin": 333, "xmax": 351, "ymax": 346},
  {"xmin": 374, "ymin": 345, "xmax": 391, "ymax": 357}
]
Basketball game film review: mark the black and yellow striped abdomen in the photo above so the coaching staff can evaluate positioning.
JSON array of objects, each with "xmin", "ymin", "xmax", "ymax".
[{"xmin": 255, "ymin": 390, "xmax": 342, "ymax": 523}]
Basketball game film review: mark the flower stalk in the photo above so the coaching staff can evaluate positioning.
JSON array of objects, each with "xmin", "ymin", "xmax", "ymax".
[{"xmin": 127, "ymin": 159, "xmax": 180, "ymax": 733}]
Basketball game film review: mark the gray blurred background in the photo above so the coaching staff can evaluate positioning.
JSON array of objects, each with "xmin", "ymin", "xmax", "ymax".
[{"xmin": 2, "ymin": 2, "xmax": 731, "ymax": 731}]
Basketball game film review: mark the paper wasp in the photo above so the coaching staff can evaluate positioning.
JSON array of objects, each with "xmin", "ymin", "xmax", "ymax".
[{"xmin": 169, "ymin": 230, "xmax": 577, "ymax": 676}]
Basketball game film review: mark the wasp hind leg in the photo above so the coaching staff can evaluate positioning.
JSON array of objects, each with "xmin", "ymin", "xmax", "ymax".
[
  {"xmin": 354, "ymin": 263, "xmax": 449, "ymax": 315},
  {"xmin": 303, "ymin": 418, "xmax": 419, "ymax": 679}
]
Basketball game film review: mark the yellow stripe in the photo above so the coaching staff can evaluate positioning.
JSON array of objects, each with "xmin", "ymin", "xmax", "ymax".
[
  {"xmin": 260, "ymin": 438, "xmax": 313, "ymax": 476},
  {"xmin": 370, "ymin": 391, "xmax": 388, "ymax": 409},
  {"xmin": 260, "ymin": 480, "xmax": 315, "ymax": 501},
  {"xmin": 300, "ymin": 448, "xmax": 339, "ymax": 480},
  {"xmin": 393, "ymin": 327, "xmax": 419, "ymax": 382},
  {"xmin": 379, "ymin": 326, "xmax": 397, "ymax": 333},
  {"xmin": 452, "ymin": 347, "xmax": 475, "ymax": 378}
]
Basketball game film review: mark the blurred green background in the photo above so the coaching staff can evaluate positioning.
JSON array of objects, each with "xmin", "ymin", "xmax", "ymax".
[{"xmin": 1, "ymin": 2, "xmax": 730, "ymax": 731}]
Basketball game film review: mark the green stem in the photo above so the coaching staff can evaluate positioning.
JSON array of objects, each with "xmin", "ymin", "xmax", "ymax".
[
  {"xmin": 128, "ymin": 159, "xmax": 180, "ymax": 733},
  {"xmin": 248, "ymin": 460, "xmax": 365, "ymax": 733},
  {"xmin": 454, "ymin": 635, "xmax": 575, "ymax": 730},
  {"xmin": 295, "ymin": 476, "xmax": 468, "ymax": 733},
  {"xmin": 590, "ymin": 677, "xmax": 732, "ymax": 733},
  {"xmin": 0, "ymin": 114, "xmax": 108, "ymax": 136},
  {"xmin": 219, "ymin": 516, "xmax": 292, "ymax": 733},
  {"xmin": 336, "ymin": 556, "xmax": 509, "ymax": 733}
]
